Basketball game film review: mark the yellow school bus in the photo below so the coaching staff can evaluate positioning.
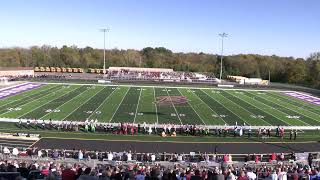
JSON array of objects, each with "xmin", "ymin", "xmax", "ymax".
[
  {"xmin": 67, "ymin": 68, "xmax": 73, "ymax": 73},
  {"xmin": 50, "ymin": 67, "xmax": 56, "ymax": 72},
  {"xmin": 56, "ymin": 67, "xmax": 61, "ymax": 72}
]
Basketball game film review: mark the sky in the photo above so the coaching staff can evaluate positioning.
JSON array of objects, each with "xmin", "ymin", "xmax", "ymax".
[{"xmin": 0, "ymin": 0, "xmax": 319, "ymax": 58}]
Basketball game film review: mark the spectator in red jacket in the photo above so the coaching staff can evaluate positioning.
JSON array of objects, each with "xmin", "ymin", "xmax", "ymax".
[{"xmin": 62, "ymin": 163, "xmax": 76, "ymax": 180}]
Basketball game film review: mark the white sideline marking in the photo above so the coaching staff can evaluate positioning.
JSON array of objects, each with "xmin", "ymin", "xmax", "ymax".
[{"xmin": 44, "ymin": 82, "xmax": 295, "ymax": 92}]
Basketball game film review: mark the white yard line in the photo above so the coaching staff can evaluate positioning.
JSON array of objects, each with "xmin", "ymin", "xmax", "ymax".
[
  {"xmin": 39, "ymin": 87, "xmax": 90, "ymax": 120},
  {"xmin": 249, "ymin": 91, "xmax": 314, "ymax": 125},
  {"xmin": 218, "ymin": 90, "xmax": 271, "ymax": 125},
  {"xmin": 18, "ymin": 88, "xmax": 78, "ymax": 119},
  {"xmin": 225, "ymin": 90, "xmax": 282, "ymax": 126},
  {"xmin": 202, "ymin": 89, "xmax": 250, "ymax": 126},
  {"xmin": 44, "ymin": 82, "xmax": 295, "ymax": 92},
  {"xmin": 109, "ymin": 87, "xmax": 130, "ymax": 123},
  {"xmin": 133, "ymin": 88, "xmax": 142, "ymax": 123},
  {"xmin": 87, "ymin": 87, "xmax": 118, "ymax": 120},
  {"xmin": 0, "ymin": 85, "xmax": 55, "ymax": 108},
  {"xmin": 265, "ymin": 93, "xmax": 320, "ymax": 123},
  {"xmin": 189, "ymin": 89, "xmax": 227, "ymax": 125},
  {"xmin": 165, "ymin": 88, "xmax": 183, "ymax": 125},
  {"xmin": 177, "ymin": 88, "xmax": 206, "ymax": 125},
  {"xmin": 153, "ymin": 87, "xmax": 159, "ymax": 124},
  {"xmin": 0, "ymin": 87, "xmax": 64, "ymax": 117},
  {"xmin": 241, "ymin": 91, "xmax": 307, "ymax": 126},
  {"xmin": 61, "ymin": 87, "xmax": 105, "ymax": 121}
]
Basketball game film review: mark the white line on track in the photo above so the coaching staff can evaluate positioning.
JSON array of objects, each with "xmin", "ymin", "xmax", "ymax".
[
  {"xmin": 39, "ymin": 86, "xmax": 91, "ymax": 120},
  {"xmin": 87, "ymin": 87, "xmax": 118, "ymax": 120},
  {"xmin": 177, "ymin": 88, "xmax": 206, "ymax": 125},
  {"xmin": 109, "ymin": 87, "xmax": 130, "ymax": 123},
  {"xmin": 61, "ymin": 86, "xmax": 105, "ymax": 121},
  {"xmin": 133, "ymin": 88, "xmax": 142, "ymax": 123}
]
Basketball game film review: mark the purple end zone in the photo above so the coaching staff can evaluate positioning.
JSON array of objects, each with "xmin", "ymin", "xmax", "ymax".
[
  {"xmin": 0, "ymin": 83, "xmax": 44, "ymax": 99},
  {"xmin": 283, "ymin": 91, "xmax": 320, "ymax": 105}
]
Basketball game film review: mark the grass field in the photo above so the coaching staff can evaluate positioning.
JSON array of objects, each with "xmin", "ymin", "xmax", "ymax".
[{"xmin": 0, "ymin": 83, "xmax": 320, "ymax": 126}]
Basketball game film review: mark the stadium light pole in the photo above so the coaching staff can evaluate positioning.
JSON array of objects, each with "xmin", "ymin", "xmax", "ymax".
[
  {"xmin": 218, "ymin": 32, "xmax": 228, "ymax": 81},
  {"xmin": 100, "ymin": 28, "xmax": 110, "ymax": 76}
]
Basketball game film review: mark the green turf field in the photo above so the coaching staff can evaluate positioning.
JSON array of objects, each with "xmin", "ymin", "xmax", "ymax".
[{"xmin": 0, "ymin": 83, "xmax": 319, "ymax": 126}]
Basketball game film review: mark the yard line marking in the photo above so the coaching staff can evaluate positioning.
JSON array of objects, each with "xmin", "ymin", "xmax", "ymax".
[
  {"xmin": 0, "ymin": 86, "xmax": 65, "ymax": 117},
  {"xmin": 39, "ymin": 86, "xmax": 91, "ymax": 120},
  {"xmin": 266, "ymin": 92, "xmax": 320, "ymax": 123},
  {"xmin": 189, "ymin": 89, "xmax": 227, "ymax": 125},
  {"xmin": 153, "ymin": 87, "xmax": 159, "ymax": 124},
  {"xmin": 133, "ymin": 88, "xmax": 142, "ymax": 123},
  {"xmin": 16, "ymin": 87, "xmax": 80, "ymax": 119},
  {"xmin": 61, "ymin": 87, "xmax": 105, "ymax": 121},
  {"xmin": 109, "ymin": 87, "xmax": 130, "ymax": 123},
  {"xmin": 250, "ymin": 91, "xmax": 316, "ymax": 125},
  {"xmin": 270, "ymin": 92, "xmax": 320, "ymax": 114},
  {"xmin": 229, "ymin": 91, "xmax": 292, "ymax": 126},
  {"xmin": 0, "ymin": 85, "xmax": 62, "ymax": 116},
  {"xmin": 165, "ymin": 88, "xmax": 183, "ymax": 125},
  {"xmin": 87, "ymin": 87, "xmax": 118, "ymax": 120},
  {"xmin": 244, "ymin": 91, "xmax": 308, "ymax": 126},
  {"xmin": 218, "ymin": 91, "xmax": 272, "ymax": 126},
  {"xmin": 177, "ymin": 88, "xmax": 206, "ymax": 125},
  {"xmin": 202, "ymin": 89, "xmax": 249, "ymax": 126},
  {"xmin": 0, "ymin": 85, "xmax": 55, "ymax": 108},
  {"xmin": 223, "ymin": 91, "xmax": 274, "ymax": 126}
]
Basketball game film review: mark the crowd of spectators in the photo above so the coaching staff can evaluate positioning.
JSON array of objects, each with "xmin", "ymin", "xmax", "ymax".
[
  {"xmin": 106, "ymin": 69, "xmax": 216, "ymax": 81},
  {"xmin": 0, "ymin": 151, "xmax": 319, "ymax": 180}
]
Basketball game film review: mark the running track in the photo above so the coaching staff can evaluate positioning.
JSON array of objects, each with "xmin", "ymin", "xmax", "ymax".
[{"xmin": 32, "ymin": 138, "xmax": 320, "ymax": 154}]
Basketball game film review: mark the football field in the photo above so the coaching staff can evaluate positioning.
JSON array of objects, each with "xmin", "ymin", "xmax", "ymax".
[{"xmin": 0, "ymin": 83, "xmax": 320, "ymax": 126}]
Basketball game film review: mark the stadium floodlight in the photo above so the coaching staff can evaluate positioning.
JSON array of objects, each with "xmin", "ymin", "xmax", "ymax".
[
  {"xmin": 218, "ymin": 32, "xmax": 228, "ymax": 81},
  {"xmin": 99, "ymin": 28, "xmax": 110, "ymax": 76}
]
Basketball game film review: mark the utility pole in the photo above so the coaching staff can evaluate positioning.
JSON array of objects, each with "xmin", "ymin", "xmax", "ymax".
[
  {"xmin": 268, "ymin": 69, "xmax": 271, "ymax": 85},
  {"xmin": 218, "ymin": 32, "xmax": 228, "ymax": 81},
  {"xmin": 100, "ymin": 28, "xmax": 110, "ymax": 76}
]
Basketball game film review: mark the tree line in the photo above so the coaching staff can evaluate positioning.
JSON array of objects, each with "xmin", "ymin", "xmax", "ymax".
[{"xmin": 0, "ymin": 45, "xmax": 319, "ymax": 88}]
